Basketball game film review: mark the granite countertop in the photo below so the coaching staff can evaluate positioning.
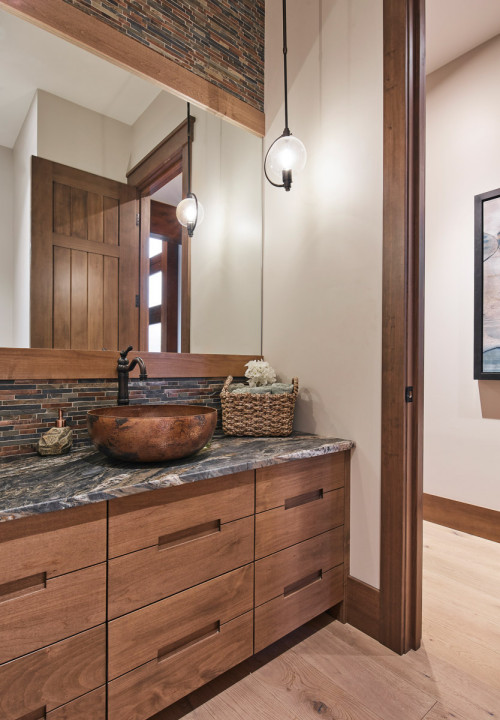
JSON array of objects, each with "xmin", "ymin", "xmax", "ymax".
[{"xmin": 0, "ymin": 433, "xmax": 354, "ymax": 522}]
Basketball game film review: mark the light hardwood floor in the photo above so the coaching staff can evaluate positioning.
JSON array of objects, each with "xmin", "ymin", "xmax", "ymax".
[{"xmin": 155, "ymin": 521, "xmax": 500, "ymax": 720}]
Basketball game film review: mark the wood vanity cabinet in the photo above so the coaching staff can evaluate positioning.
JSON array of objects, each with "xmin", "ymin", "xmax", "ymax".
[
  {"xmin": 0, "ymin": 451, "xmax": 349, "ymax": 720},
  {"xmin": 254, "ymin": 453, "xmax": 347, "ymax": 652},
  {"xmin": 0, "ymin": 504, "xmax": 107, "ymax": 720}
]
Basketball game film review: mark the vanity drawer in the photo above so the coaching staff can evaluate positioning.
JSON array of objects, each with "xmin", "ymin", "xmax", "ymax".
[
  {"xmin": 48, "ymin": 686, "xmax": 106, "ymax": 720},
  {"xmin": 255, "ymin": 527, "xmax": 344, "ymax": 606},
  {"xmin": 254, "ymin": 564, "xmax": 344, "ymax": 652},
  {"xmin": 255, "ymin": 487, "xmax": 344, "ymax": 559},
  {"xmin": 0, "ymin": 504, "xmax": 106, "ymax": 586},
  {"xmin": 256, "ymin": 453, "xmax": 345, "ymax": 512},
  {"xmin": 109, "ymin": 564, "xmax": 253, "ymax": 679},
  {"xmin": 108, "ymin": 611, "xmax": 253, "ymax": 720},
  {"xmin": 108, "ymin": 515, "xmax": 254, "ymax": 617},
  {"xmin": 108, "ymin": 471, "xmax": 254, "ymax": 558},
  {"xmin": 0, "ymin": 626, "xmax": 106, "ymax": 720},
  {"xmin": 0, "ymin": 563, "xmax": 106, "ymax": 663}
]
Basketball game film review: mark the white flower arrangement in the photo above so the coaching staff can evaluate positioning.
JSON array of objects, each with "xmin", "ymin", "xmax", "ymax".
[{"xmin": 244, "ymin": 360, "xmax": 277, "ymax": 387}]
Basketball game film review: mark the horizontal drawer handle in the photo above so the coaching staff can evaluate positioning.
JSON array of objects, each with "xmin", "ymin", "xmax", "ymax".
[
  {"xmin": 284, "ymin": 488, "xmax": 323, "ymax": 510},
  {"xmin": 0, "ymin": 572, "xmax": 47, "ymax": 604},
  {"xmin": 158, "ymin": 519, "xmax": 221, "ymax": 550},
  {"xmin": 284, "ymin": 569, "xmax": 323, "ymax": 597},
  {"xmin": 16, "ymin": 707, "xmax": 46, "ymax": 720},
  {"xmin": 157, "ymin": 620, "xmax": 220, "ymax": 662}
]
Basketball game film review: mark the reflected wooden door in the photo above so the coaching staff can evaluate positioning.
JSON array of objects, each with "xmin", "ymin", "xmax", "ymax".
[{"xmin": 31, "ymin": 157, "xmax": 140, "ymax": 350}]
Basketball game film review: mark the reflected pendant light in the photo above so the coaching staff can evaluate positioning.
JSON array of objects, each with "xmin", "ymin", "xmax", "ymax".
[
  {"xmin": 176, "ymin": 102, "xmax": 204, "ymax": 236},
  {"xmin": 264, "ymin": 0, "xmax": 307, "ymax": 191}
]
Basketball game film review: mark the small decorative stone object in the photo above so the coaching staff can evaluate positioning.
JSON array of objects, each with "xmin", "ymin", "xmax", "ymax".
[{"xmin": 37, "ymin": 410, "xmax": 73, "ymax": 456}]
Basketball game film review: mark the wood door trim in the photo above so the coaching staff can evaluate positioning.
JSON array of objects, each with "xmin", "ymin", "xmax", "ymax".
[
  {"xmin": 0, "ymin": 0, "xmax": 265, "ymax": 137},
  {"xmin": 0, "ymin": 348, "xmax": 260, "ymax": 380},
  {"xmin": 423, "ymin": 495, "xmax": 500, "ymax": 544},
  {"xmin": 130, "ymin": 118, "xmax": 190, "ymax": 351},
  {"xmin": 127, "ymin": 119, "xmax": 191, "ymax": 192},
  {"xmin": 380, "ymin": 0, "xmax": 425, "ymax": 654}
]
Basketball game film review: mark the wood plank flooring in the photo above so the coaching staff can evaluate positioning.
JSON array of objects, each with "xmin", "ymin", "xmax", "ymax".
[{"xmin": 154, "ymin": 522, "xmax": 500, "ymax": 720}]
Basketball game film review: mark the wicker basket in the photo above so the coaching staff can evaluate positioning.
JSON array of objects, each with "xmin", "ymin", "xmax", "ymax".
[{"xmin": 220, "ymin": 375, "xmax": 299, "ymax": 437}]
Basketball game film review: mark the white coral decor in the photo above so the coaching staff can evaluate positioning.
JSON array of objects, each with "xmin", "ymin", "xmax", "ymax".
[{"xmin": 244, "ymin": 360, "xmax": 277, "ymax": 387}]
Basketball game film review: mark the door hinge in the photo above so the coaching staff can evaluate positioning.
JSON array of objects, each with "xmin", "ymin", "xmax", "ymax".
[
  {"xmin": 136, "ymin": 212, "xmax": 140, "ymax": 226},
  {"xmin": 135, "ymin": 294, "xmax": 140, "ymax": 308},
  {"xmin": 405, "ymin": 386, "xmax": 414, "ymax": 403}
]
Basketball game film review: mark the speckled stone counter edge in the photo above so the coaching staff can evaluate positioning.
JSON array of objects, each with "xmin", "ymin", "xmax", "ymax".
[{"xmin": 0, "ymin": 435, "xmax": 354, "ymax": 522}]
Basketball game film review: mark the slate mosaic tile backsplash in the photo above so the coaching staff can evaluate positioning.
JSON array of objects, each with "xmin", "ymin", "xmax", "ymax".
[
  {"xmin": 0, "ymin": 377, "xmax": 241, "ymax": 460},
  {"xmin": 62, "ymin": 0, "xmax": 265, "ymax": 112}
]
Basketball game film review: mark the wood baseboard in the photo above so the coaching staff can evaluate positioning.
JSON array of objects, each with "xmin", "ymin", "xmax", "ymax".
[
  {"xmin": 423, "ymin": 494, "xmax": 500, "ymax": 543},
  {"xmin": 345, "ymin": 576, "xmax": 380, "ymax": 642}
]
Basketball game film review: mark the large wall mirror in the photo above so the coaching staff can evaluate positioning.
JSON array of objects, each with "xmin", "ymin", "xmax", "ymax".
[{"xmin": 0, "ymin": 8, "xmax": 263, "ymax": 358}]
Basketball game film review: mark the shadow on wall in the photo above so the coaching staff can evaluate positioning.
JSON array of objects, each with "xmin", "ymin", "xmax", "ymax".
[{"xmin": 478, "ymin": 380, "xmax": 500, "ymax": 419}]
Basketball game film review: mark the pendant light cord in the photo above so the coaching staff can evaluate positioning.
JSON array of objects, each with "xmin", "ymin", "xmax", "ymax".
[
  {"xmin": 187, "ymin": 102, "xmax": 192, "ymax": 194},
  {"xmin": 282, "ymin": 0, "xmax": 289, "ymax": 133}
]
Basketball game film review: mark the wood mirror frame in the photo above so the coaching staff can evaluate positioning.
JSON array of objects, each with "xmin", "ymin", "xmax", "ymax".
[{"xmin": 0, "ymin": 0, "xmax": 265, "ymax": 380}]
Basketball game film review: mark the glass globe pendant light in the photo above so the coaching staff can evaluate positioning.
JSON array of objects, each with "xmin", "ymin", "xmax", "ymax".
[
  {"xmin": 264, "ymin": 0, "xmax": 307, "ymax": 192},
  {"xmin": 176, "ymin": 102, "xmax": 204, "ymax": 236}
]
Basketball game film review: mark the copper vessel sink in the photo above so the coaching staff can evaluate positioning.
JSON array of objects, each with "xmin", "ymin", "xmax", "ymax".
[{"xmin": 87, "ymin": 405, "xmax": 217, "ymax": 462}]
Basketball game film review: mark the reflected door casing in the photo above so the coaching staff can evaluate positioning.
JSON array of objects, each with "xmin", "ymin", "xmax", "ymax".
[{"xmin": 31, "ymin": 156, "xmax": 140, "ymax": 350}]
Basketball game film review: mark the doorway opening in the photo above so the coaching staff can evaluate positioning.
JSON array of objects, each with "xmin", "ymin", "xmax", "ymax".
[
  {"xmin": 126, "ymin": 116, "xmax": 194, "ymax": 353},
  {"xmin": 147, "ymin": 176, "xmax": 182, "ymax": 353}
]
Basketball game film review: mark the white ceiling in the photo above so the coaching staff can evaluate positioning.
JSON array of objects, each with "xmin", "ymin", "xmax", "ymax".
[
  {"xmin": 427, "ymin": 0, "xmax": 500, "ymax": 74},
  {"xmin": 0, "ymin": 8, "xmax": 162, "ymax": 148}
]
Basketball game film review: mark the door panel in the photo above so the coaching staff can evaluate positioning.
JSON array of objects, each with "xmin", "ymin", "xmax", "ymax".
[{"xmin": 31, "ymin": 157, "xmax": 140, "ymax": 350}]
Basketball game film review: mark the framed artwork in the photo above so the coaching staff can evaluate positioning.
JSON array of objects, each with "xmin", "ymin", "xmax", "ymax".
[{"xmin": 474, "ymin": 187, "xmax": 500, "ymax": 379}]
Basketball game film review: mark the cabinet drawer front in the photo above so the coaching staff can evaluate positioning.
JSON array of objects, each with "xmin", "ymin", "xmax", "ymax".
[
  {"xmin": 108, "ymin": 471, "xmax": 254, "ymax": 557},
  {"xmin": 48, "ymin": 686, "xmax": 106, "ymax": 720},
  {"xmin": 255, "ymin": 528, "xmax": 344, "ymax": 606},
  {"xmin": 108, "ymin": 611, "xmax": 253, "ymax": 720},
  {"xmin": 0, "ymin": 504, "xmax": 106, "ymax": 585},
  {"xmin": 109, "ymin": 564, "xmax": 253, "ymax": 679},
  {"xmin": 109, "ymin": 515, "xmax": 254, "ymax": 617},
  {"xmin": 0, "ymin": 626, "xmax": 105, "ymax": 720},
  {"xmin": 255, "ymin": 488, "xmax": 344, "ymax": 559},
  {"xmin": 254, "ymin": 565, "xmax": 344, "ymax": 652},
  {"xmin": 256, "ymin": 454, "xmax": 345, "ymax": 512},
  {"xmin": 0, "ymin": 563, "xmax": 106, "ymax": 664}
]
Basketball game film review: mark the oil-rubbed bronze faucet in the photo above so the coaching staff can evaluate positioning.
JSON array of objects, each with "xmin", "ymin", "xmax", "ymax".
[{"xmin": 117, "ymin": 346, "xmax": 148, "ymax": 405}]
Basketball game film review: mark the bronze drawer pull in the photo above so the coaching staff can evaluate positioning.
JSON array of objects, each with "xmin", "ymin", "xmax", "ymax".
[
  {"xmin": 16, "ymin": 707, "xmax": 46, "ymax": 720},
  {"xmin": 158, "ymin": 519, "xmax": 221, "ymax": 550},
  {"xmin": 157, "ymin": 620, "xmax": 221, "ymax": 662},
  {"xmin": 284, "ymin": 569, "xmax": 323, "ymax": 597},
  {"xmin": 0, "ymin": 572, "xmax": 47, "ymax": 604},
  {"xmin": 284, "ymin": 488, "xmax": 323, "ymax": 510}
]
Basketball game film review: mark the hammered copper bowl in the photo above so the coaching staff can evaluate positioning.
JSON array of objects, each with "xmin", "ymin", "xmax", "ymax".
[{"xmin": 87, "ymin": 404, "xmax": 217, "ymax": 462}]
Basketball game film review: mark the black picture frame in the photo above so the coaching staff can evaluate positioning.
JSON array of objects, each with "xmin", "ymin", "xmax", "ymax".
[{"xmin": 474, "ymin": 186, "xmax": 500, "ymax": 379}]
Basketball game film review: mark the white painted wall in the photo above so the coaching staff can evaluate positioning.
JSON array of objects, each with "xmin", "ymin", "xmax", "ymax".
[
  {"xmin": 13, "ymin": 93, "xmax": 37, "ymax": 348},
  {"xmin": 263, "ymin": 0, "xmax": 383, "ymax": 587},
  {"xmin": 0, "ymin": 145, "xmax": 14, "ymax": 346},
  {"xmin": 37, "ymin": 90, "xmax": 132, "ymax": 183},
  {"xmin": 190, "ymin": 110, "xmax": 262, "ymax": 355},
  {"xmin": 129, "ymin": 90, "xmax": 186, "ymax": 170},
  {"xmin": 425, "ymin": 35, "xmax": 500, "ymax": 512}
]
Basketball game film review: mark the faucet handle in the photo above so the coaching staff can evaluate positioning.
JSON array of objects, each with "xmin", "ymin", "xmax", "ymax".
[{"xmin": 119, "ymin": 346, "xmax": 134, "ymax": 360}]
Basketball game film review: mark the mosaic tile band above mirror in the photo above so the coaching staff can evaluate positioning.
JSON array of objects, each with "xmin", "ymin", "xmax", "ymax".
[
  {"xmin": 0, "ymin": 377, "xmax": 242, "ymax": 460},
  {"xmin": 62, "ymin": 0, "xmax": 265, "ymax": 111}
]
